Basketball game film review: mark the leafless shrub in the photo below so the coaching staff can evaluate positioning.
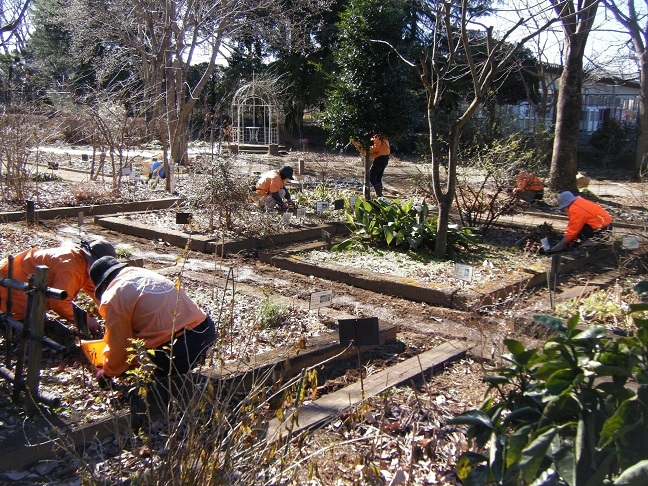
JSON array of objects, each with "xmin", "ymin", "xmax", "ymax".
[
  {"xmin": 455, "ymin": 173, "xmax": 517, "ymax": 236},
  {"xmin": 186, "ymin": 155, "xmax": 256, "ymax": 231},
  {"xmin": 61, "ymin": 114, "xmax": 94, "ymax": 144},
  {"xmin": 0, "ymin": 109, "xmax": 62, "ymax": 204}
]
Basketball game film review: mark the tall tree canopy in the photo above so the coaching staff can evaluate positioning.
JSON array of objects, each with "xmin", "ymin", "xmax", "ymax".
[{"xmin": 320, "ymin": 0, "xmax": 420, "ymax": 197}]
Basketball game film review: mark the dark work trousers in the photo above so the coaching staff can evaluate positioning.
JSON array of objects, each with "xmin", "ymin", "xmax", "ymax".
[
  {"xmin": 579, "ymin": 224, "xmax": 612, "ymax": 241},
  {"xmin": 369, "ymin": 155, "xmax": 389, "ymax": 196},
  {"xmin": 152, "ymin": 315, "xmax": 216, "ymax": 376}
]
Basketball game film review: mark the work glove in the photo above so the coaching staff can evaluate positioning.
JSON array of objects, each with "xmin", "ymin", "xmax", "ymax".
[
  {"xmin": 548, "ymin": 237, "xmax": 568, "ymax": 253},
  {"xmin": 280, "ymin": 203, "xmax": 289, "ymax": 211},
  {"xmin": 96, "ymin": 369, "xmax": 112, "ymax": 389}
]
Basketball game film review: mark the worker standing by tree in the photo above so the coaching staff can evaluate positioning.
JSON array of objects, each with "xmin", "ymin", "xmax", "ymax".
[{"xmin": 352, "ymin": 135, "xmax": 390, "ymax": 197}]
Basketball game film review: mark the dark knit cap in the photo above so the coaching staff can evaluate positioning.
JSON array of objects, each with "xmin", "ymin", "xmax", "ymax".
[{"xmin": 89, "ymin": 256, "xmax": 127, "ymax": 299}]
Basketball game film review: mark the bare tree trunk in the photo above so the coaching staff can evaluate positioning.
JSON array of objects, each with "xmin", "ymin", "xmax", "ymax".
[
  {"xmin": 635, "ymin": 51, "xmax": 648, "ymax": 175},
  {"xmin": 549, "ymin": 59, "xmax": 582, "ymax": 192},
  {"xmin": 434, "ymin": 125, "xmax": 459, "ymax": 259},
  {"xmin": 548, "ymin": 0, "xmax": 599, "ymax": 193}
]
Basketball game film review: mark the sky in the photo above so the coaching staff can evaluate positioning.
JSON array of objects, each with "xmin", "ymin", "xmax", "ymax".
[{"xmin": 487, "ymin": 0, "xmax": 641, "ymax": 78}]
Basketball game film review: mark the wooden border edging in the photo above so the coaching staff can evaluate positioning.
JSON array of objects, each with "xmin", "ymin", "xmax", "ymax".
[
  {"xmin": 261, "ymin": 245, "xmax": 622, "ymax": 311},
  {"xmin": 95, "ymin": 216, "xmax": 348, "ymax": 255},
  {"xmin": 96, "ymin": 216, "xmax": 214, "ymax": 252},
  {"xmin": 0, "ymin": 411, "xmax": 130, "ymax": 473},
  {"xmin": 264, "ymin": 340, "xmax": 471, "ymax": 443},
  {"xmin": 0, "ymin": 198, "xmax": 180, "ymax": 223},
  {"xmin": 204, "ymin": 323, "xmax": 398, "ymax": 392},
  {"xmin": 260, "ymin": 252, "xmax": 456, "ymax": 307}
]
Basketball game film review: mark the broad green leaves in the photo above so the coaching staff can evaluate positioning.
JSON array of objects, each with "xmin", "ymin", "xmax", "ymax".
[
  {"xmin": 331, "ymin": 197, "xmax": 476, "ymax": 255},
  {"xmin": 451, "ymin": 281, "xmax": 648, "ymax": 484}
]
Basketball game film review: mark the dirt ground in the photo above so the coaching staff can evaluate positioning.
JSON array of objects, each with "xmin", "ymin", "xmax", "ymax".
[{"xmin": 0, "ymin": 147, "xmax": 647, "ymax": 484}]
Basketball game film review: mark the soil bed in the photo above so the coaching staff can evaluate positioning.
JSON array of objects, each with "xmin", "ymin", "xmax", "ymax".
[{"xmin": 1, "ymin": 148, "xmax": 647, "ymax": 484}]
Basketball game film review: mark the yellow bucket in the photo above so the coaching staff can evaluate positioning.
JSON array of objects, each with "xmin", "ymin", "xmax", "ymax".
[{"xmin": 80, "ymin": 339, "xmax": 106, "ymax": 368}]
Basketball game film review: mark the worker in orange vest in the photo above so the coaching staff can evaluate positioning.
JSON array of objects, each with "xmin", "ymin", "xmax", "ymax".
[
  {"xmin": 549, "ymin": 191, "xmax": 613, "ymax": 252},
  {"xmin": 1, "ymin": 237, "xmax": 117, "ymax": 330},
  {"xmin": 89, "ymin": 256, "xmax": 216, "ymax": 387},
  {"xmin": 514, "ymin": 170, "xmax": 544, "ymax": 203},
  {"xmin": 256, "ymin": 166, "xmax": 295, "ymax": 211},
  {"xmin": 352, "ymin": 135, "xmax": 390, "ymax": 197}
]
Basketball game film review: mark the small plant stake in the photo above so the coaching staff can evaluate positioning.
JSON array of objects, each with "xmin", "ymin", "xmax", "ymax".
[
  {"xmin": 333, "ymin": 199, "xmax": 345, "ymax": 210},
  {"xmin": 296, "ymin": 208, "xmax": 306, "ymax": 222},
  {"xmin": 25, "ymin": 200, "xmax": 35, "ymax": 226},
  {"xmin": 548, "ymin": 254, "xmax": 561, "ymax": 310},
  {"xmin": 282, "ymin": 211, "xmax": 292, "ymax": 225},
  {"xmin": 309, "ymin": 289, "xmax": 332, "ymax": 317},
  {"xmin": 321, "ymin": 229, "xmax": 332, "ymax": 249},
  {"xmin": 349, "ymin": 196, "xmax": 357, "ymax": 207},
  {"xmin": 316, "ymin": 201, "xmax": 329, "ymax": 214}
]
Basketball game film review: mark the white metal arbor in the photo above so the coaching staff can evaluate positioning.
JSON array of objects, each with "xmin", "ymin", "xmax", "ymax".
[{"xmin": 231, "ymin": 79, "xmax": 280, "ymax": 146}]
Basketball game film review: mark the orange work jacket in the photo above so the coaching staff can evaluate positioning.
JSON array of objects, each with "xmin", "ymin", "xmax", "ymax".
[
  {"xmin": 564, "ymin": 196, "xmax": 612, "ymax": 243},
  {"xmin": 256, "ymin": 170, "xmax": 284, "ymax": 197},
  {"xmin": 369, "ymin": 136, "xmax": 390, "ymax": 158},
  {"xmin": 516, "ymin": 172, "xmax": 544, "ymax": 192},
  {"xmin": 97, "ymin": 267, "xmax": 206, "ymax": 377},
  {"xmin": 352, "ymin": 135, "xmax": 390, "ymax": 159},
  {"xmin": 0, "ymin": 247, "xmax": 96, "ymax": 321}
]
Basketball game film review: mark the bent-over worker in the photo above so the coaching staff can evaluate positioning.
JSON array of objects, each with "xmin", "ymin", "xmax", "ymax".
[
  {"xmin": 549, "ymin": 191, "xmax": 612, "ymax": 252},
  {"xmin": 515, "ymin": 171, "xmax": 544, "ymax": 203},
  {"xmin": 0, "ymin": 238, "xmax": 117, "ymax": 331},
  {"xmin": 89, "ymin": 256, "xmax": 216, "ymax": 388}
]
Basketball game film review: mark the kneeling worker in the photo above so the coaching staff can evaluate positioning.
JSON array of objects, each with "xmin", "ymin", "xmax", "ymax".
[
  {"xmin": 256, "ymin": 165, "xmax": 295, "ymax": 210},
  {"xmin": 515, "ymin": 170, "xmax": 544, "ymax": 203},
  {"xmin": 549, "ymin": 191, "xmax": 612, "ymax": 252},
  {"xmin": 89, "ymin": 256, "xmax": 216, "ymax": 387}
]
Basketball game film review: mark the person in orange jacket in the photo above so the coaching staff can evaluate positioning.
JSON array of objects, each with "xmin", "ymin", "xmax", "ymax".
[
  {"xmin": 352, "ymin": 135, "xmax": 390, "ymax": 197},
  {"xmin": 0, "ymin": 237, "xmax": 116, "ymax": 331},
  {"xmin": 89, "ymin": 256, "xmax": 216, "ymax": 387},
  {"xmin": 549, "ymin": 191, "xmax": 613, "ymax": 252},
  {"xmin": 514, "ymin": 170, "xmax": 544, "ymax": 203},
  {"xmin": 256, "ymin": 165, "xmax": 295, "ymax": 211}
]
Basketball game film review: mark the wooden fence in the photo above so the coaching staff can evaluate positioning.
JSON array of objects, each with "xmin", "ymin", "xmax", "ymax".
[{"xmin": 1, "ymin": 261, "xmax": 67, "ymax": 413}]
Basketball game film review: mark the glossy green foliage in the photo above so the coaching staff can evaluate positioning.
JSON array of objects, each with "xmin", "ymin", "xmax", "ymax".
[
  {"xmin": 450, "ymin": 282, "xmax": 648, "ymax": 485},
  {"xmin": 319, "ymin": 0, "xmax": 420, "ymax": 147},
  {"xmin": 332, "ymin": 197, "xmax": 475, "ymax": 256}
]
